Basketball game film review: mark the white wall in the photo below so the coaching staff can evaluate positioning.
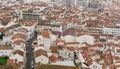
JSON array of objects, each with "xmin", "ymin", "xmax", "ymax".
[
  {"xmin": 37, "ymin": 35, "xmax": 44, "ymax": 46},
  {"xmin": 62, "ymin": 35, "xmax": 75, "ymax": 42},
  {"xmin": 50, "ymin": 34, "xmax": 57, "ymax": 44},
  {"xmin": 0, "ymin": 49, "xmax": 13, "ymax": 56},
  {"xmin": 35, "ymin": 55, "xmax": 49, "ymax": 64},
  {"xmin": 103, "ymin": 27, "xmax": 120, "ymax": 36},
  {"xmin": 23, "ymin": 0, "xmax": 32, "ymax": 3},
  {"xmin": 10, "ymin": 54, "xmax": 24, "ymax": 62},
  {"xmin": 43, "ymin": 38, "xmax": 51, "ymax": 50},
  {"xmin": 89, "ymin": 62, "xmax": 102, "ymax": 69},
  {"xmin": 76, "ymin": 35, "xmax": 94, "ymax": 45}
]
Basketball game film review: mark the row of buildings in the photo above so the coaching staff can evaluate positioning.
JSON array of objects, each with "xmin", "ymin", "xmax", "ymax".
[{"xmin": 0, "ymin": 0, "xmax": 120, "ymax": 69}]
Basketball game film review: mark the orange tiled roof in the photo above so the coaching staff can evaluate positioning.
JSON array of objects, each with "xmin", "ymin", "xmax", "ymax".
[
  {"xmin": 66, "ymin": 47, "xmax": 76, "ymax": 51},
  {"xmin": 66, "ymin": 42, "xmax": 79, "ymax": 44},
  {"xmin": 110, "ymin": 65, "xmax": 120, "ymax": 69},
  {"xmin": 107, "ymin": 43, "xmax": 119, "ymax": 47},
  {"xmin": 81, "ymin": 50, "xmax": 93, "ymax": 66},
  {"xmin": 8, "ymin": 59, "xmax": 14, "ymax": 64},
  {"xmin": 41, "ymin": 31, "xmax": 50, "ymax": 38},
  {"xmin": 55, "ymin": 39, "xmax": 65, "ymax": 43},
  {"xmin": 13, "ymin": 40, "xmax": 25, "ymax": 45},
  {"xmin": 34, "ymin": 49, "xmax": 48, "ymax": 57},
  {"xmin": 116, "ymin": 49, "xmax": 120, "ymax": 53},
  {"xmin": 0, "ymin": 28, "xmax": 5, "ymax": 32},
  {"xmin": 49, "ymin": 55, "xmax": 58, "ymax": 62},
  {"xmin": 12, "ymin": 33, "xmax": 26, "ymax": 40},
  {"xmin": 50, "ymin": 46, "xmax": 58, "ymax": 53},
  {"xmin": 13, "ymin": 50, "xmax": 24, "ymax": 56},
  {"xmin": 25, "ymin": 21, "xmax": 35, "ymax": 26}
]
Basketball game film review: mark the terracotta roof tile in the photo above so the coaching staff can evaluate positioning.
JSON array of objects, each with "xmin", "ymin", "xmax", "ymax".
[
  {"xmin": 62, "ymin": 28, "xmax": 76, "ymax": 36},
  {"xmin": 12, "ymin": 33, "xmax": 26, "ymax": 40},
  {"xmin": 49, "ymin": 55, "xmax": 58, "ymax": 62},
  {"xmin": 13, "ymin": 40, "xmax": 25, "ymax": 45},
  {"xmin": 55, "ymin": 39, "xmax": 65, "ymax": 43},
  {"xmin": 50, "ymin": 46, "xmax": 58, "ymax": 53},
  {"xmin": 107, "ymin": 43, "xmax": 119, "ymax": 47},
  {"xmin": 34, "ymin": 49, "xmax": 48, "ymax": 57},
  {"xmin": 95, "ymin": 42, "xmax": 103, "ymax": 47},
  {"xmin": 81, "ymin": 50, "xmax": 93, "ymax": 66},
  {"xmin": 66, "ymin": 42, "xmax": 79, "ymax": 44},
  {"xmin": 116, "ymin": 49, "xmax": 120, "ymax": 53},
  {"xmin": 116, "ymin": 61, "xmax": 120, "ymax": 63},
  {"xmin": 0, "ymin": 28, "xmax": 5, "ymax": 32},
  {"xmin": 8, "ymin": 59, "xmax": 14, "ymax": 64},
  {"xmin": 102, "ymin": 64, "xmax": 106, "ymax": 69},
  {"xmin": 25, "ymin": 21, "xmax": 35, "ymax": 26},
  {"xmin": 76, "ymin": 30, "xmax": 87, "ymax": 36},
  {"xmin": 88, "ymin": 49, "xmax": 95, "ymax": 52},
  {"xmin": 13, "ymin": 50, "xmax": 24, "ymax": 56},
  {"xmin": 41, "ymin": 31, "xmax": 50, "ymax": 38},
  {"xmin": 105, "ymin": 50, "xmax": 113, "ymax": 65},
  {"xmin": 110, "ymin": 65, "xmax": 120, "ymax": 69},
  {"xmin": 18, "ymin": 20, "xmax": 35, "ymax": 26},
  {"xmin": 66, "ymin": 47, "xmax": 76, "ymax": 51},
  {"xmin": 112, "ymin": 56, "xmax": 119, "ymax": 60}
]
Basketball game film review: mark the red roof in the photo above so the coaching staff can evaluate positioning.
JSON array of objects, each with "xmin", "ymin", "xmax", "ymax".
[
  {"xmin": 41, "ymin": 31, "xmax": 50, "ymax": 38},
  {"xmin": 49, "ymin": 55, "xmax": 58, "ymax": 62},
  {"xmin": 25, "ymin": 21, "xmax": 35, "ymax": 26},
  {"xmin": 81, "ymin": 50, "xmax": 93, "ymax": 66},
  {"xmin": 0, "ymin": 28, "xmax": 5, "ymax": 32},
  {"xmin": 62, "ymin": 28, "xmax": 76, "ymax": 36},
  {"xmin": 55, "ymin": 39, "xmax": 65, "ymax": 43},
  {"xmin": 117, "ymin": 49, "xmax": 120, "ymax": 53},
  {"xmin": 66, "ymin": 47, "xmax": 76, "ymax": 51},
  {"xmin": 88, "ymin": 49, "xmax": 95, "ymax": 52},
  {"xmin": 105, "ymin": 49, "xmax": 113, "ymax": 65},
  {"xmin": 18, "ymin": 20, "xmax": 35, "ymax": 27},
  {"xmin": 12, "ymin": 33, "xmax": 26, "ymax": 40},
  {"xmin": 66, "ymin": 42, "xmax": 79, "ymax": 44},
  {"xmin": 50, "ymin": 46, "xmax": 58, "ymax": 53},
  {"xmin": 95, "ymin": 43, "xmax": 103, "ymax": 47},
  {"xmin": 107, "ymin": 43, "xmax": 119, "ymax": 47},
  {"xmin": 13, "ymin": 40, "xmax": 25, "ymax": 45},
  {"xmin": 110, "ymin": 65, "xmax": 120, "ymax": 69},
  {"xmin": 8, "ymin": 59, "xmax": 14, "ymax": 64}
]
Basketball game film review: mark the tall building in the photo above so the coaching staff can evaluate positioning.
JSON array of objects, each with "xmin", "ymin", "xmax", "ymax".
[
  {"xmin": 62, "ymin": 0, "xmax": 74, "ymax": 7},
  {"xmin": 76, "ymin": 0, "xmax": 89, "ymax": 7},
  {"xmin": 88, "ymin": 0, "xmax": 104, "ymax": 11},
  {"xmin": 103, "ymin": 26, "xmax": 120, "ymax": 36},
  {"xmin": 23, "ymin": 0, "xmax": 32, "ymax": 3},
  {"xmin": 62, "ymin": 0, "xmax": 89, "ymax": 7}
]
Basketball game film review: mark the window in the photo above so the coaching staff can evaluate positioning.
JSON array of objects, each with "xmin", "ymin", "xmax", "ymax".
[
  {"xmin": 39, "ymin": 38, "xmax": 41, "ymax": 40},
  {"xmin": 93, "ymin": 65, "xmax": 97, "ymax": 69},
  {"xmin": 41, "ymin": 59, "xmax": 43, "ymax": 61}
]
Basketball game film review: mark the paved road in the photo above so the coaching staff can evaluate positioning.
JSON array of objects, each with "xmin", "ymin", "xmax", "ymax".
[{"xmin": 26, "ymin": 31, "xmax": 37, "ymax": 69}]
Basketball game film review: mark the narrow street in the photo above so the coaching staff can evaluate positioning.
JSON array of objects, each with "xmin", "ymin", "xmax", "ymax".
[{"xmin": 26, "ymin": 31, "xmax": 37, "ymax": 69}]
